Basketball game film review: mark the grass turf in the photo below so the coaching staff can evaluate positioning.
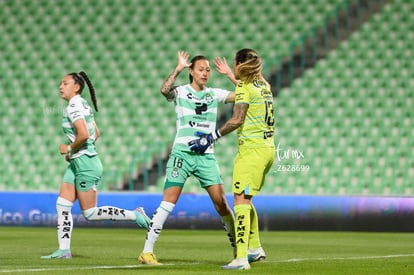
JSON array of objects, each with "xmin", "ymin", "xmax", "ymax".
[{"xmin": 0, "ymin": 227, "xmax": 413, "ymax": 274}]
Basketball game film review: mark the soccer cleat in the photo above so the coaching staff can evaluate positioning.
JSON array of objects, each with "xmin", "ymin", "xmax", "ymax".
[
  {"xmin": 138, "ymin": 252, "xmax": 161, "ymax": 265},
  {"xmin": 221, "ymin": 258, "xmax": 251, "ymax": 270},
  {"xmin": 134, "ymin": 207, "xmax": 151, "ymax": 230},
  {"xmin": 40, "ymin": 249, "xmax": 72, "ymax": 259},
  {"xmin": 248, "ymin": 247, "xmax": 266, "ymax": 263}
]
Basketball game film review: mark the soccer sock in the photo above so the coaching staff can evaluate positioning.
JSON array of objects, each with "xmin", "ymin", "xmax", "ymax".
[
  {"xmin": 248, "ymin": 203, "xmax": 262, "ymax": 249},
  {"xmin": 82, "ymin": 206, "xmax": 136, "ymax": 221},
  {"xmin": 56, "ymin": 197, "xmax": 73, "ymax": 250},
  {"xmin": 143, "ymin": 201, "xmax": 175, "ymax": 253},
  {"xmin": 221, "ymin": 212, "xmax": 236, "ymax": 258},
  {"xmin": 234, "ymin": 204, "xmax": 252, "ymax": 259}
]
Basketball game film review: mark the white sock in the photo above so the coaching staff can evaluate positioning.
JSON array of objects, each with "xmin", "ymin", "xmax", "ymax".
[
  {"xmin": 221, "ymin": 212, "xmax": 236, "ymax": 257},
  {"xmin": 143, "ymin": 201, "xmax": 175, "ymax": 253},
  {"xmin": 56, "ymin": 197, "xmax": 73, "ymax": 250},
  {"xmin": 82, "ymin": 206, "xmax": 136, "ymax": 221}
]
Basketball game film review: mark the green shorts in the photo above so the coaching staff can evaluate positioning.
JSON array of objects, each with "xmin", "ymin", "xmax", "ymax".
[
  {"xmin": 164, "ymin": 149, "xmax": 223, "ymax": 190},
  {"xmin": 232, "ymin": 147, "xmax": 275, "ymax": 196},
  {"xmin": 62, "ymin": 154, "xmax": 103, "ymax": 192}
]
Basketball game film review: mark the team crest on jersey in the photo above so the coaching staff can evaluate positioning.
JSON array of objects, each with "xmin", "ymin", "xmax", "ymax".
[
  {"xmin": 171, "ymin": 167, "xmax": 179, "ymax": 178},
  {"xmin": 205, "ymin": 93, "xmax": 213, "ymax": 104}
]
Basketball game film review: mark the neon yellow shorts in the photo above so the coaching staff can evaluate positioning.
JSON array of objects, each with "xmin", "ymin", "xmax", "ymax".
[
  {"xmin": 62, "ymin": 154, "xmax": 103, "ymax": 192},
  {"xmin": 232, "ymin": 147, "xmax": 275, "ymax": 196}
]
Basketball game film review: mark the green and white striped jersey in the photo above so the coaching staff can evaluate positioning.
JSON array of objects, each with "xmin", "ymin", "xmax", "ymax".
[
  {"xmin": 170, "ymin": 84, "xmax": 231, "ymax": 153},
  {"xmin": 62, "ymin": 95, "xmax": 97, "ymax": 158}
]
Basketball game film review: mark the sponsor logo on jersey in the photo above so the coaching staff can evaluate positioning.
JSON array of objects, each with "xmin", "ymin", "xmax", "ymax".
[
  {"xmin": 235, "ymin": 93, "xmax": 245, "ymax": 101},
  {"xmin": 70, "ymin": 110, "xmax": 81, "ymax": 119},
  {"xmin": 253, "ymin": 79, "xmax": 266, "ymax": 88},
  {"xmin": 188, "ymin": 121, "xmax": 209, "ymax": 128},
  {"xmin": 187, "ymin": 92, "xmax": 214, "ymax": 104},
  {"xmin": 261, "ymin": 89, "xmax": 272, "ymax": 98},
  {"xmin": 194, "ymin": 103, "xmax": 207, "ymax": 115},
  {"xmin": 192, "ymin": 115, "xmax": 207, "ymax": 121}
]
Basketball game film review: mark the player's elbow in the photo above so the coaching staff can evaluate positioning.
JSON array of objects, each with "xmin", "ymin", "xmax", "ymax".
[{"xmin": 160, "ymin": 89, "xmax": 174, "ymax": 101}]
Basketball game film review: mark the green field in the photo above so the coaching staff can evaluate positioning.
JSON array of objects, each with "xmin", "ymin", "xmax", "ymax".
[{"xmin": 0, "ymin": 227, "xmax": 413, "ymax": 274}]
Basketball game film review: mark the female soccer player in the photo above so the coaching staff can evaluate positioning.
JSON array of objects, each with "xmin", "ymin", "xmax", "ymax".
[
  {"xmin": 138, "ymin": 51, "xmax": 238, "ymax": 265},
  {"xmin": 190, "ymin": 49, "xmax": 275, "ymax": 270},
  {"xmin": 41, "ymin": 72, "xmax": 150, "ymax": 259}
]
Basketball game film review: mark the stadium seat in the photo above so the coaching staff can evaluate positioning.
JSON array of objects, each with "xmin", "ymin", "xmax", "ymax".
[{"xmin": 0, "ymin": 0, "xmax": 407, "ymax": 194}]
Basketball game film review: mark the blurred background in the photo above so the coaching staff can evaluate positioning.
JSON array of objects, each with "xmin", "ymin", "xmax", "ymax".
[{"xmin": 0, "ymin": 0, "xmax": 412, "ymax": 200}]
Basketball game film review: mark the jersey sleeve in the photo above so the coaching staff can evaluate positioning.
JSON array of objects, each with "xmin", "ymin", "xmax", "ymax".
[
  {"xmin": 66, "ymin": 100, "xmax": 85, "ymax": 123},
  {"xmin": 235, "ymin": 82, "xmax": 250, "ymax": 104},
  {"xmin": 212, "ymin": 88, "xmax": 231, "ymax": 103}
]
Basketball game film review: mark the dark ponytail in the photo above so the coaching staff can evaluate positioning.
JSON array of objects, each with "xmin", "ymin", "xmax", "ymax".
[
  {"xmin": 70, "ymin": 71, "xmax": 98, "ymax": 112},
  {"xmin": 79, "ymin": 71, "xmax": 98, "ymax": 112}
]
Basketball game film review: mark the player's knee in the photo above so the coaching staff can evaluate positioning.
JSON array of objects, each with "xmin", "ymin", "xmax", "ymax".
[
  {"xmin": 56, "ymin": 197, "xmax": 74, "ymax": 211},
  {"xmin": 82, "ymin": 207, "xmax": 98, "ymax": 221}
]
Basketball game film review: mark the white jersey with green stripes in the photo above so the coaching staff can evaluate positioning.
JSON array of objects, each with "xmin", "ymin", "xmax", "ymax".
[
  {"xmin": 170, "ymin": 84, "xmax": 230, "ymax": 154},
  {"xmin": 62, "ymin": 95, "xmax": 97, "ymax": 159}
]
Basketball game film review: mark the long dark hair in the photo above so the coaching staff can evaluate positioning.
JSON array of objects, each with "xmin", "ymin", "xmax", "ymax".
[
  {"xmin": 188, "ymin": 55, "xmax": 208, "ymax": 83},
  {"xmin": 69, "ymin": 71, "xmax": 98, "ymax": 112}
]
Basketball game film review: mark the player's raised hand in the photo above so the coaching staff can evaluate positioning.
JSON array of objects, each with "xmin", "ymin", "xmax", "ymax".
[
  {"xmin": 176, "ymin": 51, "xmax": 191, "ymax": 72},
  {"xmin": 214, "ymin": 57, "xmax": 239, "ymax": 85},
  {"xmin": 214, "ymin": 57, "xmax": 231, "ymax": 76}
]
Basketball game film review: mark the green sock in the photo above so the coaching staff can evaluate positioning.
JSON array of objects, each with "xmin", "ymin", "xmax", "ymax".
[
  {"xmin": 234, "ymin": 204, "xmax": 252, "ymax": 259},
  {"xmin": 248, "ymin": 203, "xmax": 262, "ymax": 249}
]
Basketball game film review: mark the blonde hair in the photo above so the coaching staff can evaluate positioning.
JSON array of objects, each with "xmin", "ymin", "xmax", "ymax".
[{"xmin": 234, "ymin": 48, "xmax": 266, "ymax": 84}]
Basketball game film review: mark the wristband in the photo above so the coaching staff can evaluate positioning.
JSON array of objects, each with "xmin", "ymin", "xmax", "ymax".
[
  {"xmin": 67, "ymin": 145, "xmax": 72, "ymax": 155},
  {"xmin": 211, "ymin": 129, "xmax": 221, "ymax": 140}
]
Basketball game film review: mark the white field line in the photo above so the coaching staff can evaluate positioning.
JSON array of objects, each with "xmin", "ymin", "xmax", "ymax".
[
  {"xmin": 269, "ymin": 253, "xmax": 414, "ymax": 263},
  {"xmin": 1, "ymin": 254, "xmax": 414, "ymax": 273},
  {"xmin": 0, "ymin": 264, "xmax": 174, "ymax": 273}
]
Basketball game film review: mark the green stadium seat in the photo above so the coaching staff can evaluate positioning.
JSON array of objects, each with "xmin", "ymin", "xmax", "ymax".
[{"xmin": 0, "ymin": 0, "xmax": 409, "ymax": 194}]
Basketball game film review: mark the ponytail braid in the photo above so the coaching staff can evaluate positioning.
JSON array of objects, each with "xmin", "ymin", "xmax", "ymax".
[{"xmin": 79, "ymin": 71, "xmax": 98, "ymax": 112}]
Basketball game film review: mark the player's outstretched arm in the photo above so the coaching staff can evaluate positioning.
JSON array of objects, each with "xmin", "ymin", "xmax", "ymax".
[
  {"xmin": 214, "ymin": 57, "xmax": 239, "ymax": 86},
  {"xmin": 189, "ymin": 103, "xmax": 248, "ymax": 154},
  {"xmin": 218, "ymin": 103, "xmax": 248, "ymax": 137},
  {"xmin": 160, "ymin": 51, "xmax": 191, "ymax": 101}
]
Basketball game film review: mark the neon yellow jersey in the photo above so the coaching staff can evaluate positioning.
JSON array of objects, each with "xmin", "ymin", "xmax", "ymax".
[{"xmin": 235, "ymin": 79, "xmax": 275, "ymax": 148}]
